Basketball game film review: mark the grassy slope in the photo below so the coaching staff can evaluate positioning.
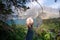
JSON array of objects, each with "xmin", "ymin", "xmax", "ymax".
[
  {"xmin": 33, "ymin": 18, "xmax": 60, "ymax": 40},
  {"xmin": 37, "ymin": 18, "xmax": 60, "ymax": 34}
]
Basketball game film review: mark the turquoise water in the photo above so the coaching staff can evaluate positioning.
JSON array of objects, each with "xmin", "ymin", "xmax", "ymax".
[{"xmin": 6, "ymin": 19, "xmax": 37, "ymax": 26}]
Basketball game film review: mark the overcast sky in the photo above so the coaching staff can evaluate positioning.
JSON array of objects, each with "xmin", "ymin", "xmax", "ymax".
[{"xmin": 26, "ymin": 0, "xmax": 60, "ymax": 9}]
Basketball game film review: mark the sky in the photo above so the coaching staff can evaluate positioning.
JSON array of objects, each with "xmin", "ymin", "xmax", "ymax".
[
  {"xmin": 26, "ymin": 0, "xmax": 60, "ymax": 9},
  {"xmin": 9, "ymin": 0, "xmax": 60, "ymax": 20}
]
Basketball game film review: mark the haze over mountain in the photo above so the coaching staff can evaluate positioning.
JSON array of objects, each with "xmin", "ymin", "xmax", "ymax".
[
  {"xmin": 0, "ymin": 5, "xmax": 59, "ymax": 20},
  {"xmin": 11, "ymin": 6, "xmax": 59, "ymax": 20}
]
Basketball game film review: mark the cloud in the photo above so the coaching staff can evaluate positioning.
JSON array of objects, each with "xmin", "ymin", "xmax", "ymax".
[
  {"xmin": 26, "ymin": 0, "xmax": 60, "ymax": 9},
  {"xmin": 37, "ymin": 0, "xmax": 47, "ymax": 5},
  {"xmin": 49, "ymin": 1, "xmax": 60, "ymax": 9},
  {"xmin": 26, "ymin": 0, "xmax": 46, "ymax": 8},
  {"xmin": 43, "ymin": 0, "xmax": 60, "ymax": 9}
]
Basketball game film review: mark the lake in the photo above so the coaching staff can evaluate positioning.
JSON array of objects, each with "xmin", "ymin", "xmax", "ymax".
[{"xmin": 6, "ymin": 19, "xmax": 38, "ymax": 27}]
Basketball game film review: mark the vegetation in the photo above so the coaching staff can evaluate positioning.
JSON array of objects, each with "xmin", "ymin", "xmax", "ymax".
[
  {"xmin": 0, "ymin": 20, "xmax": 27, "ymax": 40},
  {"xmin": 0, "ymin": 0, "xmax": 59, "ymax": 40},
  {"xmin": 34, "ymin": 18, "xmax": 60, "ymax": 40},
  {"xmin": 0, "ymin": 18, "xmax": 60, "ymax": 40}
]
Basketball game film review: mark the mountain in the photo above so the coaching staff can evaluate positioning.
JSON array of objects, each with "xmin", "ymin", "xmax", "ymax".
[
  {"xmin": 40, "ymin": 6, "xmax": 59, "ymax": 19},
  {"xmin": 4, "ymin": 6, "xmax": 60, "ymax": 20},
  {"xmin": 17, "ymin": 6, "xmax": 59, "ymax": 19}
]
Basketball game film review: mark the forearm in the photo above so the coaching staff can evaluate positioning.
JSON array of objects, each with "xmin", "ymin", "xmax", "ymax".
[{"xmin": 25, "ymin": 27, "xmax": 33, "ymax": 40}]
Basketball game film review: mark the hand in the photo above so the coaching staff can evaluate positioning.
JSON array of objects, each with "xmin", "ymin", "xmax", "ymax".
[{"xmin": 26, "ymin": 17, "xmax": 34, "ymax": 28}]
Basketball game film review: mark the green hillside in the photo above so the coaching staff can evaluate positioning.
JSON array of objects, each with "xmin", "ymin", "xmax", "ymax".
[{"xmin": 0, "ymin": 18, "xmax": 60, "ymax": 40}]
